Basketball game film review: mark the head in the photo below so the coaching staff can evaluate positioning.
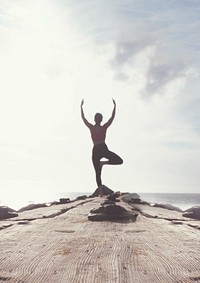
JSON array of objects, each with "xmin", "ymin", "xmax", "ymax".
[{"xmin": 94, "ymin": 113, "xmax": 103, "ymax": 124}]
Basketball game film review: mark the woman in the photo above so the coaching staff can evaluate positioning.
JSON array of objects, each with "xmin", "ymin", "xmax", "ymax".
[{"xmin": 81, "ymin": 98, "xmax": 123, "ymax": 196}]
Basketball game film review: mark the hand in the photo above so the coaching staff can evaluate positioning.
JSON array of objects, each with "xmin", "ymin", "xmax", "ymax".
[
  {"xmin": 112, "ymin": 98, "xmax": 116, "ymax": 106},
  {"xmin": 81, "ymin": 99, "xmax": 84, "ymax": 107}
]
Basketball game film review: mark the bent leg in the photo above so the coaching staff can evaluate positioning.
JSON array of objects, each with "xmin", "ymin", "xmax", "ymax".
[{"xmin": 104, "ymin": 150, "xmax": 123, "ymax": 165}]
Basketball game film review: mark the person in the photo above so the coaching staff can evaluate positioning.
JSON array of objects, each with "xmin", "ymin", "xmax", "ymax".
[{"xmin": 80, "ymin": 98, "xmax": 123, "ymax": 196}]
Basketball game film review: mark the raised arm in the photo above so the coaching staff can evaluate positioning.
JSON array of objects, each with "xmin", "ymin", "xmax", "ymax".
[
  {"xmin": 103, "ymin": 99, "xmax": 116, "ymax": 128},
  {"xmin": 80, "ymin": 99, "xmax": 92, "ymax": 128}
]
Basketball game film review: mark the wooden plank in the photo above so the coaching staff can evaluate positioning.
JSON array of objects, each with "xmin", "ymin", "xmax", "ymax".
[{"xmin": 0, "ymin": 198, "xmax": 199, "ymax": 282}]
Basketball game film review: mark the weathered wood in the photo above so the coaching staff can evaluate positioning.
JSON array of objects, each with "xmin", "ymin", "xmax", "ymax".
[{"xmin": 0, "ymin": 198, "xmax": 199, "ymax": 283}]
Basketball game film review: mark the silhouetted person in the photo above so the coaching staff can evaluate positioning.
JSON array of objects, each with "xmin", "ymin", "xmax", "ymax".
[{"xmin": 81, "ymin": 99, "xmax": 123, "ymax": 196}]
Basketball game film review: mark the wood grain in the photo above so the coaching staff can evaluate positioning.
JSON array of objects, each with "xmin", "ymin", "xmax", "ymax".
[{"xmin": 0, "ymin": 198, "xmax": 199, "ymax": 282}]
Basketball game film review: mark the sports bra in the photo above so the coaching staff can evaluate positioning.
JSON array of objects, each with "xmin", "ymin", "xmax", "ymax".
[{"xmin": 90, "ymin": 125, "xmax": 107, "ymax": 144}]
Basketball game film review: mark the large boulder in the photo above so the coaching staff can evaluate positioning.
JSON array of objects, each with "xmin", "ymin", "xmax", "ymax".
[
  {"xmin": 182, "ymin": 206, "xmax": 200, "ymax": 220},
  {"xmin": 90, "ymin": 185, "xmax": 114, "ymax": 197},
  {"xmin": 0, "ymin": 206, "xmax": 18, "ymax": 220}
]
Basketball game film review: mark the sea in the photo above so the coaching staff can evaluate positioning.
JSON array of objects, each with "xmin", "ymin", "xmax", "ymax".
[
  {"xmin": 1, "ymin": 192, "xmax": 200, "ymax": 211},
  {"xmin": 139, "ymin": 193, "xmax": 200, "ymax": 211}
]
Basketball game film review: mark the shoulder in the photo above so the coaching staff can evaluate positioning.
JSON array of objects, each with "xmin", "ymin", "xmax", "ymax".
[
  {"xmin": 88, "ymin": 124, "xmax": 95, "ymax": 130},
  {"xmin": 102, "ymin": 122, "xmax": 110, "ymax": 129}
]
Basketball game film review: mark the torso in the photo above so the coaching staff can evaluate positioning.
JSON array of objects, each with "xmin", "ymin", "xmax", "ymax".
[{"xmin": 90, "ymin": 125, "xmax": 107, "ymax": 145}]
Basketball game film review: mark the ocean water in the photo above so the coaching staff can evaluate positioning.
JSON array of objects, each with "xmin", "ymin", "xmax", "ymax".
[{"xmin": 139, "ymin": 193, "xmax": 200, "ymax": 211}]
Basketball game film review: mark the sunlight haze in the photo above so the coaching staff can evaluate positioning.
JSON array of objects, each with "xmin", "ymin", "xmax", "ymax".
[{"xmin": 0, "ymin": 0, "xmax": 200, "ymax": 208}]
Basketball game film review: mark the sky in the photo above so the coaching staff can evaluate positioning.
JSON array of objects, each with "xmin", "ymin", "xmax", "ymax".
[{"xmin": 0, "ymin": 0, "xmax": 200, "ymax": 208}]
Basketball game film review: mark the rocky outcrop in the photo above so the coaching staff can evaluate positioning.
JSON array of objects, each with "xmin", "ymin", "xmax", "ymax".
[
  {"xmin": 90, "ymin": 185, "xmax": 114, "ymax": 197},
  {"xmin": 152, "ymin": 203, "xmax": 183, "ymax": 212},
  {"xmin": 88, "ymin": 194, "xmax": 138, "ymax": 222},
  {"xmin": 183, "ymin": 206, "xmax": 200, "ymax": 220},
  {"xmin": 88, "ymin": 204, "xmax": 138, "ymax": 221},
  {"xmin": 0, "ymin": 206, "xmax": 18, "ymax": 220}
]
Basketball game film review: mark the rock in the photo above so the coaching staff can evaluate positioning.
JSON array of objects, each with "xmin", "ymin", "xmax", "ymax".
[
  {"xmin": 184, "ymin": 206, "xmax": 200, "ymax": 213},
  {"xmin": 90, "ymin": 185, "xmax": 114, "ymax": 197},
  {"xmin": 0, "ymin": 206, "xmax": 18, "ymax": 220},
  {"xmin": 183, "ymin": 206, "xmax": 200, "ymax": 220},
  {"xmin": 100, "ymin": 192, "xmax": 121, "ymax": 206},
  {"xmin": 122, "ymin": 193, "xmax": 142, "ymax": 204},
  {"xmin": 101, "ymin": 200, "xmax": 116, "ymax": 205},
  {"xmin": 50, "ymin": 201, "xmax": 60, "ymax": 206},
  {"xmin": 18, "ymin": 203, "xmax": 47, "ymax": 213},
  {"xmin": 59, "ymin": 198, "xmax": 70, "ymax": 204},
  {"xmin": 88, "ymin": 203, "xmax": 138, "ymax": 222},
  {"xmin": 75, "ymin": 195, "xmax": 88, "ymax": 201},
  {"xmin": 152, "ymin": 203, "xmax": 183, "ymax": 212},
  {"xmin": 91, "ymin": 204, "xmax": 128, "ymax": 215},
  {"xmin": 50, "ymin": 198, "xmax": 71, "ymax": 206},
  {"xmin": 107, "ymin": 191, "xmax": 121, "ymax": 201}
]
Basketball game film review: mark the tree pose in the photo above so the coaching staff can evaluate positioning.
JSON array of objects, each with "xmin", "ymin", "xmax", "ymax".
[{"xmin": 81, "ymin": 99, "xmax": 123, "ymax": 196}]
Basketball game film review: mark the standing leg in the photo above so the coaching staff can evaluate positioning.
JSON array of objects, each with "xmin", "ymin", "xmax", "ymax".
[
  {"xmin": 92, "ymin": 149, "xmax": 103, "ymax": 196},
  {"xmin": 92, "ymin": 157, "xmax": 102, "ymax": 187}
]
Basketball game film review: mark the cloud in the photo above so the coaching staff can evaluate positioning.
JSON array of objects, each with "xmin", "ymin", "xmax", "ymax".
[
  {"xmin": 144, "ymin": 49, "xmax": 188, "ymax": 95},
  {"xmin": 111, "ymin": 32, "xmax": 196, "ymax": 96},
  {"xmin": 99, "ymin": 1, "xmax": 200, "ymax": 96},
  {"xmin": 53, "ymin": 0, "xmax": 200, "ymax": 97}
]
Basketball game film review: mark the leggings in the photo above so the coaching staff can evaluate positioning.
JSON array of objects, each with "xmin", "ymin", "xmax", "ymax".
[{"xmin": 92, "ymin": 143, "xmax": 123, "ymax": 187}]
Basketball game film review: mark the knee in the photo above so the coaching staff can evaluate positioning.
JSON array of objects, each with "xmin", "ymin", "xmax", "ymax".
[
  {"xmin": 116, "ymin": 157, "xmax": 123, "ymax": 165},
  {"xmin": 114, "ymin": 157, "xmax": 123, "ymax": 165}
]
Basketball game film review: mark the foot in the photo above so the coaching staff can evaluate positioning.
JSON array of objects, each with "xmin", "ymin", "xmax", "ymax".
[{"xmin": 98, "ymin": 185, "xmax": 103, "ymax": 197}]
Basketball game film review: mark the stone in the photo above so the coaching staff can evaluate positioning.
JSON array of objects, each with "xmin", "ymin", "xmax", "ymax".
[
  {"xmin": 152, "ymin": 203, "xmax": 183, "ymax": 212},
  {"xmin": 75, "ymin": 195, "xmax": 87, "ymax": 201},
  {"xmin": 18, "ymin": 203, "xmax": 47, "ymax": 213},
  {"xmin": 88, "ymin": 203, "xmax": 138, "ymax": 222},
  {"xmin": 90, "ymin": 185, "xmax": 114, "ymax": 197},
  {"xmin": 122, "ymin": 193, "xmax": 141, "ymax": 204},
  {"xmin": 107, "ymin": 191, "xmax": 121, "ymax": 201},
  {"xmin": 101, "ymin": 200, "xmax": 116, "ymax": 205},
  {"xmin": 0, "ymin": 206, "xmax": 18, "ymax": 220},
  {"xmin": 50, "ymin": 201, "xmax": 60, "ymax": 206},
  {"xmin": 183, "ymin": 206, "xmax": 200, "ymax": 220},
  {"xmin": 91, "ymin": 204, "xmax": 128, "ymax": 215},
  {"xmin": 59, "ymin": 198, "xmax": 70, "ymax": 204}
]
